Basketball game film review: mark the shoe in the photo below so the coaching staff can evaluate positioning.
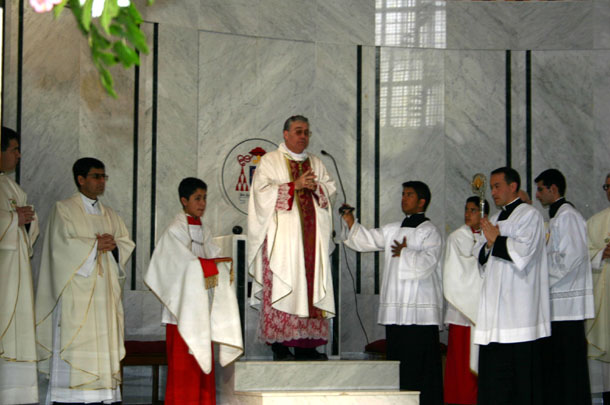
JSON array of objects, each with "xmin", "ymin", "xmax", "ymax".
[
  {"xmin": 271, "ymin": 343, "xmax": 295, "ymax": 361},
  {"xmin": 294, "ymin": 347, "xmax": 328, "ymax": 361}
]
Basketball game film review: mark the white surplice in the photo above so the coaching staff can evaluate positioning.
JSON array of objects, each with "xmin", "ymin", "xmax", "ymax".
[
  {"xmin": 474, "ymin": 202, "xmax": 551, "ymax": 345},
  {"xmin": 144, "ymin": 213, "xmax": 243, "ymax": 373},
  {"xmin": 546, "ymin": 202, "xmax": 594, "ymax": 321},
  {"xmin": 36, "ymin": 193, "xmax": 134, "ymax": 404},
  {"xmin": 344, "ymin": 220, "xmax": 443, "ymax": 326},
  {"xmin": 247, "ymin": 144, "xmax": 336, "ymax": 318},
  {"xmin": 0, "ymin": 174, "xmax": 39, "ymax": 405}
]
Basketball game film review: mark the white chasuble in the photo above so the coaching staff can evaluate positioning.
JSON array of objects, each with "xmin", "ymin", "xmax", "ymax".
[
  {"xmin": 247, "ymin": 146, "xmax": 336, "ymax": 318},
  {"xmin": 144, "ymin": 213, "xmax": 243, "ymax": 374},
  {"xmin": 0, "ymin": 174, "xmax": 39, "ymax": 404},
  {"xmin": 36, "ymin": 193, "xmax": 134, "ymax": 401}
]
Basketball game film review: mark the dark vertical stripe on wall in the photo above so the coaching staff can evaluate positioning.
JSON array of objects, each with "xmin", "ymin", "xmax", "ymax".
[
  {"xmin": 374, "ymin": 46, "xmax": 381, "ymax": 295},
  {"xmin": 15, "ymin": 0, "xmax": 24, "ymax": 183},
  {"xmin": 1, "ymin": 0, "xmax": 6, "ymax": 130},
  {"xmin": 355, "ymin": 45, "xmax": 362, "ymax": 294},
  {"xmin": 505, "ymin": 50, "xmax": 512, "ymax": 167},
  {"xmin": 149, "ymin": 23, "xmax": 159, "ymax": 255},
  {"xmin": 130, "ymin": 61, "xmax": 140, "ymax": 290},
  {"xmin": 525, "ymin": 51, "xmax": 532, "ymax": 197}
]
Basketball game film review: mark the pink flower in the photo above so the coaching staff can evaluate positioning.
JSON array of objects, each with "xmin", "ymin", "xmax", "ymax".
[{"xmin": 30, "ymin": 0, "xmax": 63, "ymax": 13}]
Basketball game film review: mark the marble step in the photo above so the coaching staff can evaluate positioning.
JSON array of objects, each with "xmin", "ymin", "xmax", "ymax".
[
  {"xmin": 233, "ymin": 390, "xmax": 419, "ymax": 405},
  {"xmin": 233, "ymin": 360, "xmax": 400, "ymax": 392}
]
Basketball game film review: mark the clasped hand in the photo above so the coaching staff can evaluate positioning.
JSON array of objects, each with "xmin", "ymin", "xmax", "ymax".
[
  {"xmin": 391, "ymin": 237, "xmax": 407, "ymax": 257},
  {"xmin": 16, "ymin": 206, "xmax": 35, "ymax": 226},
  {"xmin": 97, "ymin": 233, "xmax": 117, "ymax": 252},
  {"xmin": 480, "ymin": 218, "xmax": 500, "ymax": 247},
  {"xmin": 294, "ymin": 169, "xmax": 317, "ymax": 191}
]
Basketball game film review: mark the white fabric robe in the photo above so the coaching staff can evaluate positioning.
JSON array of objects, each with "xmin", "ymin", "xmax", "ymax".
[
  {"xmin": 546, "ymin": 203, "xmax": 594, "ymax": 321},
  {"xmin": 247, "ymin": 145, "xmax": 336, "ymax": 318},
  {"xmin": 144, "ymin": 213, "xmax": 243, "ymax": 373},
  {"xmin": 474, "ymin": 203, "xmax": 551, "ymax": 345},
  {"xmin": 344, "ymin": 220, "xmax": 443, "ymax": 326},
  {"xmin": 36, "ymin": 193, "xmax": 134, "ymax": 399},
  {"xmin": 0, "ymin": 174, "xmax": 39, "ymax": 404}
]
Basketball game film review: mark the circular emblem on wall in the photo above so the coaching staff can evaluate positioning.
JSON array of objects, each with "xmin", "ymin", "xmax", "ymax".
[{"xmin": 221, "ymin": 138, "xmax": 278, "ymax": 215}]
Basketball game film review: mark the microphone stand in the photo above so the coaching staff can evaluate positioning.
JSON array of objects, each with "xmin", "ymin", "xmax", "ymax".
[{"xmin": 320, "ymin": 150, "xmax": 354, "ymax": 215}]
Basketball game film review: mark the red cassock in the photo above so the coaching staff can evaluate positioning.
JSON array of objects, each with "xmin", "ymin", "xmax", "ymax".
[{"xmin": 444, "ymin": 324, "xmax": 478, "ymax": 404}]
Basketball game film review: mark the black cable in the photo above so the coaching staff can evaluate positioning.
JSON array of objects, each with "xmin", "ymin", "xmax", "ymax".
[{"xmin": 342, "ymin": 242, "xmax": 370, "ymax": 345}]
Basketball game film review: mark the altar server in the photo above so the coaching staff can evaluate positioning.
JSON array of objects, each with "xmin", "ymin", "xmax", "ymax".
[
  {"xmin": 144, "ymin": 177, "xmax": 243, "ymax": 405},
  {"xmin": 0, "ymin": 127, "xmax": 39, "ymax": 404},
  {"xmin": 36, "ymin": 157, "xmax": 135, "ymax": 404},
  {"xmin": 534, "ymin": 168, "xmax": 593, "ymax": 405},
  {"xmin": 443, "ymin": 196, "xmax": 488, "ymax": 405},
  {"xmin": 342, "ymin": 181, "xmax": 443, "ymax": 405},
  {"xmin": 586, "ymin": 172, "xmax": 610, "ymax": 401},
  {"xmin": 475, "ymin": 167, "xmax": 550, "ymax": 405}
]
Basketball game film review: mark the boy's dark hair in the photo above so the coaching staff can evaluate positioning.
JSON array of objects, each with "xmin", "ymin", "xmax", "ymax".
[
  {"xmin": 1, "ymin": 127, "xmax": 20, "ymax": 151},
  {"xmin": 72, "ymin": 157, "xmax": 105, "ymax": 189},
  {"xmin": 466, "ymin": 196, "xmax": 490, "ymax": 215},
  {"xmin": 179, "ymin": 177, "xmax": 207, "ymax": 203},
  {"xmin": 491, "ymin": 167, "xmax": 521, "ymax": 191},
  {"xmin": 402, "ymin": 181, "xmax": 431, "ymax": 211},
  {"xmin": 534, "ymin": 169, "xmax": 566, "ymax": 197}
]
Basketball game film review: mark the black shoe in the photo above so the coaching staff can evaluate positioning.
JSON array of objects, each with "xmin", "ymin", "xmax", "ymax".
[
  {"xmin": 271, "ymin": 343, "xmax": 295, "ymax": 361},
  {"xmin": 294, "ymin": 347, "xmax": 328, "ymax": 361}
]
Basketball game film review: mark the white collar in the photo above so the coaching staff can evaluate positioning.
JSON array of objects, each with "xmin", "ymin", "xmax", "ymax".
[{"xmin": 279, "ymin": 142, "xmax": 308, "ymax": 162}]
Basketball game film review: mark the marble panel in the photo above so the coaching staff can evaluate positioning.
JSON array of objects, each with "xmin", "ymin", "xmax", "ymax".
[
  {"xmin": 517, "ymin": 3, "xmax": 593, "ymax": 51},
  {"xmin": 530, "ymin": 51, "xmax": 595, "ymax": 219},
  {"xmin": 510, "ymin": 50, "xmax": 527, "ymax": 190},
  {"xmin": 594, "ymin": 1, "xmax": 610, "ymax": 50},
  {"xmin": 155, "ymin": 24, "xmax": 199, "ymax": 240},
  {"xmin": 233, "ymin": 390, "xmax": 419, "ymax": 405},
  {"xmin": 445, "ymin": 50, "xmax": 506, "ymax": 231},
  {"xmin": 257, "ymin": 0, "xmax": 315, "ymax": 42},
  {"xmin": 123, "ymin": 290, "xmax": 165, "ymax": 340},
  {"xmin": 379, "ymin": 47, "xmax": 445, "ymax": 231},
  {"xmin": 198, "ymin": 31, "xmax": 257, "ymax": 237},
  {"xmin": 375, "ymin": 0, "xmax": 446, "ymax": 49},
  {"xmin": 21, "ymin": 8, "xmax": 81, "ymax": 286},
  {"xmin": 136, "ymin": 0, "xmax": 199, "ymax": 29},
  {"xmin": 446, "ymin": 2, "xmax": 518, "ymax": 50},
  {"xmin": 2, "ymin": 1, "xmax": 20, "ymax": 128},
  {"xmin": 591, "ymin": 52, "xmax": 610, "ymax": 216},
  {"xmin": 199, "ymin": 0, "xmax": 260, "ymax": 36},
  {"xmin": 234, "ymin": 360, "xmax": 399, "ymax": 391},
  {"xmin": 316, "ymin": 0, "xmax": 375, "ymax": 46}
]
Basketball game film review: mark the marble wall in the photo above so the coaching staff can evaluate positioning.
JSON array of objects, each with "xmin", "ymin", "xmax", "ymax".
[{"xmin": 3, "ymin": 0, "xmax": 610, "ymax": 400}]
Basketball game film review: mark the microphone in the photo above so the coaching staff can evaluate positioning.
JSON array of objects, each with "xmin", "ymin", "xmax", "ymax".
[{"xmin": 320, "ymin": 150, "xmax": 354, "ymax": 215}]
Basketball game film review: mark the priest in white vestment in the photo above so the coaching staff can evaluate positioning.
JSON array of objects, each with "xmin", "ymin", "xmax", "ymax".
[
  {"xmin": 36, "ymin": 158, "xmax": 134, "ymax": 404},
  {"xmin": 534, "ymin": 169, "xmax": 594, "ymax": 405},
  {"xmin": 144, "ymin": 177, "xmax": 243, "ymax": 404},
  {"xmin": 0, "ymin": 128, "xmax": 39, "ymax": 405},
  {"xmin": 342, "ymin": 181, "xmax": 443, "ymax": 405},
  {"xmin": 248, "ymin": 115, "xmax": 336, "ymax": 360},
  {"xmin": 442, "ymin": 196, "xmax": 487, "ymax": 405},
  {"xmin": 475, "ymin": 167, "xmax": 550, "ymax": 405},
  {"xmin": 586, "ymin": 173, "xmax": 610, "ymax": 399}
]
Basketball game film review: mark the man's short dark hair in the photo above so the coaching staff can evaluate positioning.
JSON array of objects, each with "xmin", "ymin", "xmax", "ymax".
[
  {"xmin": 402, "ymin": 181, "xmax": 431, "ymax": 211},
  {"xmin": 283, "ymin": 115, "xmax": 309, "ymax": 132},
  {"xmin": 466, "ymin": 196, "xmax": 490, "ymax": 215},
  {"xmin": 72, "ymin": 157, "xmax": 105, "ymax": 189},
  {"xmin": 534, "ymin": 169, "xmax": 566, "ymax": 197},
  {"xmin": 491, "ymin": 167, "xmax": 521, "ymax": 190},
  {"xmin": 1, "ymin": 127, "xmax": 20, "ymax": 151},
  {"xmin": 179, "ymin": 177, "xmax": 207, "ymax": 203}
]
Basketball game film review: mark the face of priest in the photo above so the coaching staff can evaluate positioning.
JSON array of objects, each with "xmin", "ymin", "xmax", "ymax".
[
  {"xmin": 1, "ymin": 139, "xmax": 21, "ymax": 173},
  {"xmin": 181, "ymin": 188, "xmax": 207, "ymax": 218},
  {"xmin": 78, "ymin": 167, "xmax": 106, "ymax": 199},
  {"xmin": 402, "ymin": 187, "xmax": 425, "ymax": 215},
  {"xmin": 490, "ymin": 173, "xmax": 518, "ymax": 207},
  {"xmin": 535, "ymin": 181, "xmax": 557, "ymax": 207},
  {"xmin": 464, "ymin": 202, "xmax": 483, "ymax": 229},
  {"xmin": 283, "ymin": 120, "xmax": 310, "ymax": 154}
]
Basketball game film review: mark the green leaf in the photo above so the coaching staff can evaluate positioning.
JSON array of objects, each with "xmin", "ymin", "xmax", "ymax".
[
  {"xmin": 53, "ymin": 0, "xmax": 69, "ymax": 18},
  {"xmin": 117, "ymin": 13, "xmax": 149, "ymax": 54},
  {"xmin": 125, "ymin": 3, "xmax": 143, "ymax": 25},
  {"xmin": 100, "ymin": 0, "xmax": 120, "ymax": 34},
  {"xmin": 94, "ymin": 50, "xmax": 118, "ymax": 66},
  {"xmin": 81, "ymin": 0, "xmax": 94, "ymax": 32},
  {"xmin": 147, "ymin": 0, "xmax": 154, "ymax": 5},
  {"xmin": 109, "ymin": 23, "xmax": 124, "ymax": 37},
  {"xmin": 99, "ymin": 67, "xmax": 118, "ymax": 98},
  {"xmin": 113, "ymin": 41, "xmax": 139, "ymax": 68}
]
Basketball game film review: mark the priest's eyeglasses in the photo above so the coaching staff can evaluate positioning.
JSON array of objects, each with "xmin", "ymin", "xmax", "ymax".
[
  {"xmin": 603, "ymin": 184, "xmax": 610, "ymax": 191},
  {"xmin": 88, "ymin": 173, "xmax": 109, "ymax": 180}
]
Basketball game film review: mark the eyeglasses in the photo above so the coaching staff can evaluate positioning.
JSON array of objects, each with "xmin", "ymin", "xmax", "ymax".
[
  {"xmin": 87, "ymin": 173, "xmax": 109, "ymax": 180},
  {"xmin": 293, "ymin": 129, "xmax": 312, "ymax": 137},
  {"xmin": 603, "ymin": 184, "xmax": 610, "ymax": 191}
]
